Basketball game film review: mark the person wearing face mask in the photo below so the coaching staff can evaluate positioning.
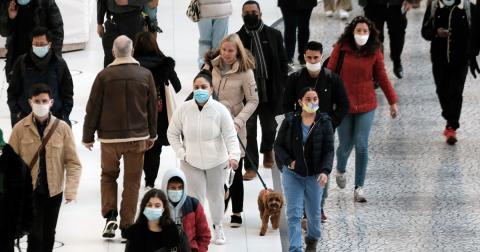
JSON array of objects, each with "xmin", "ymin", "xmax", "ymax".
[
  {"xmin": 0, "ymin": 0, "xmax": 63, "ymax": 82},
  {"xmin": 161, "ymin": 169, "xmax": 211, "ymax": 252},
  {"xmin": 327, "ymin": 16, "xmax": 398, "ymax": 203},
  {"xmin": 275, "ymin": 87, "xmax": 334, "ymax": 252},
  {"xmin": 167, "ymin": 70, "xmax": 241, "ymax": 245},
  {"xmin": 421, "ymin": 0, "xmax": 480, "ymax": 145},
  {"xmin": 124, "ymin": 189, "xmax": 191, "ymax": 252},
  {"xmin": 7, "ymin": 26, "xmax": 73, "ymax": 128},
  {"xmin": 236, "ymin": 1, "xmax": 288, "ymax": 180},
  {"xmin": 9, "ymin": 83, "xmax": 82, "ymax": 252}
]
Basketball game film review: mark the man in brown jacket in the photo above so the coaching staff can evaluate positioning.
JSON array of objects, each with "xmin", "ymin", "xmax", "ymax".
[
  {"xmin": 9, "ymin": 83, "xmax": 82, "ymax": 252},
  {"xmin": 82, "ymin": 35, "xmax": 157, "ymax": 239}
]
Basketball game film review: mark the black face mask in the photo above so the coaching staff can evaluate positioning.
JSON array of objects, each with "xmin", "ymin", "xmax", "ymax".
[{"xmin": 243, "ymin": 14, "xmax": 260, "ymax": 29}]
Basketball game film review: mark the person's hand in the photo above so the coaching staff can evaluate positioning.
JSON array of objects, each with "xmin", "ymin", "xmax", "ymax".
[
  {"xmin": 437, "ymin": 28, "xmax": 450, "ymax": 38},
  {"xmin": 390, "ymin": 104, "xmax": 398, "ymax": 119},
  {"xmin": 317, "ymin": 173, "xmax": 328, "ymax": 187},
  {"xmin": 290, "ymin": 161, "xmax": 296, "ymax": 169},
  {"xmin": 229, "ymin": 159, "xmax": 239, "ymax": 170},
  {"xmin": 146, "ymin": 139, "xmax": 155, "ymax": 150},
  {"xmin": 469, "ymin": 56, "xmax": 480, "ymax": 78},
  {"xmin": 83, "ymin": 142, "xmax": 94, "ymax": 151},
  {"xmin": 8, "ymin": 0, "xmax": 18, "ymax": 19},
  {"xmin": 97, "ymin": 24, "xmax": 105, "ymax": 38}
]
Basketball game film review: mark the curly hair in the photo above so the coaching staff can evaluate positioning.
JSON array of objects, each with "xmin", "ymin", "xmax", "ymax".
[{"xmin": 337, "ymin": 16, "xmax": 381, "ymax": 56}]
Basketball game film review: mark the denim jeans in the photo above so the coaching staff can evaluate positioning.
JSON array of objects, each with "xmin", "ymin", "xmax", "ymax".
[
  {"xmin": 197, "ymin": 17, "xmax": 229, "ymax": 68},
  {"xmin": 336, "ymin": 110, "xmax": 375, "ymax": 187},
  {"xmin": 143, "ymin": 5, "xmax": 157, "ymax": 23},
  {"xmin": 282, "ymin": 168, "xmax": 323, "ymax": 252}
]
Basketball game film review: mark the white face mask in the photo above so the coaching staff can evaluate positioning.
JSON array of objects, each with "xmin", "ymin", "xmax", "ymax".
[
  {"xmin": 442, "ymin": 0, "xmax": 455, "ymax": 6},
  {"xmin": 31, "ymin": 103, "xmax": 51, "ymax": 117},
  {"xmin": 306, "ymin": 62, "xmax": 322, "ymax": 72},
  {"xmin": 354, "ymin": 34, "xmax": 369, "ymax": 46},
  {"xmin": 167, "ymin": 190, "xmax": 183, "ymax": 203}
]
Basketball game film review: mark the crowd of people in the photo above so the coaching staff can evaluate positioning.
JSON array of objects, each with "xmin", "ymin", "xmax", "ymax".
[{"xmin": 0, "ymin": 0, "xmax": 479, "ymax": 252}]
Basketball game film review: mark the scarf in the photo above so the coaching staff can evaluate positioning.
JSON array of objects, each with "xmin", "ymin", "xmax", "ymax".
[
  {"xmin": 30, "ymin": 49, "xmax": 52, "ymax": 70},
  {"xmin": 244, "ymin": 21, "xmax": 268, "ymax": 103}
]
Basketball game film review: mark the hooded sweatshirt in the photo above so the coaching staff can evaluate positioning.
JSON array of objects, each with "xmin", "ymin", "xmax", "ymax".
[{"xmin": 161, "ymin": 169, "xmax": 211, "ymax": 252}]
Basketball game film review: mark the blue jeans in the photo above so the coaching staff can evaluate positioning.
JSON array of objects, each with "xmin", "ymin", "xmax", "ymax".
[
  {"xmin": 336, "ymin": 110, "xmax": 375, "ymax": 187},
  {"xmin": 282, "ymin": 168, "xmax": 323, "ymax": 252},
  {"xmin": 143, "ymin": 5, "xmax": 157, "ymax": 23},
  {"xmin": 197, "ymin": 17, "xmax": 229, "ymax": 68}
]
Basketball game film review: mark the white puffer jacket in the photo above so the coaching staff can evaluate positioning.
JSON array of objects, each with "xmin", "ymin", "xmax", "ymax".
[
  {"xmin": 167, "ymin": 97, "xmax": 240, "ymax": 169},
  {"xmin": 198, "ymin": 0, "xmax": 232, "ymax": 19}
]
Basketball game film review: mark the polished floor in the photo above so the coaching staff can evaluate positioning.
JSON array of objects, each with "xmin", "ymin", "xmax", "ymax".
[{"xmin": 1, "ymin": 1, "xmax": 480, "ymax": 252}]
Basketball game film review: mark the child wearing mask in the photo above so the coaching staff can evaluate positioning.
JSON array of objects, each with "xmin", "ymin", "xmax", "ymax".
[{"xmin": 161, "ymin": 169, "xmax": 211, "ymax": 252}]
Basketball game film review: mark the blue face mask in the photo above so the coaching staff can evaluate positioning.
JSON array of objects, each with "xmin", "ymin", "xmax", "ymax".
[
  {"xmin": 143, "ymin": 207, "xmax": 164, "ymax": 221},
  {"xmin": 32, "ymin": 45, "xmax": 49, "ymax": 58},
  {"xmin": 193, "ymin": 89, "xmax": 210, "ymax": 103},
  {"xmin": 167, "ymin": 190, "xmax": 183, "ymax": 203},
  {"xmin": 17, "ymin": 0, "xmax": 31, "ymax": 6}
]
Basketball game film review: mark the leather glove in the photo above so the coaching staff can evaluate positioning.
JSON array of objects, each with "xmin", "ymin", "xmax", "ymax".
[{"xmin": 469, "ymin": 55, "xmax": 480, "ymax": 79}]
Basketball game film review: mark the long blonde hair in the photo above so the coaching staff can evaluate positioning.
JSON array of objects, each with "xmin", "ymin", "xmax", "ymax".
[{"xmin": 220, "ymin": 34, "xmax": 255, "ymax": 72}]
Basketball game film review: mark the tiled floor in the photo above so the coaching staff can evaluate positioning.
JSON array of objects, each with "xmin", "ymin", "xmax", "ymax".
[{"xmin": 1, "ymin": 1, "xmax": 480, "ymax": 252}]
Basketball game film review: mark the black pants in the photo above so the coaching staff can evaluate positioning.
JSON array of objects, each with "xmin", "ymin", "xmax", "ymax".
[
  {"xmin": 225, "ymin": 159, "xmax": 244, "ymax": 214},
  {"xmin": 280, "ymin": 7, "xmax": 314, "ymax": 62},
  {"xmin": 244, "ymin": 104, "xmax": 278, "ymax": 171},
  {"xmin": 27, "ymin": 193, "xmax": 63, "ymax": 252},
  {"xmin": 143, "ymin": 139, "xmax": 163, "ymax": 187},
  {"xmin": 102, "ymin": 12, "xmax": 145, "ymax": 67},
  {"xmin": 432, "ymin": 63, "xmax": 468, "ymax": 130},
  {"xmin": 364, "ymin": 4, "xmax": 407, "ymax": 65}
]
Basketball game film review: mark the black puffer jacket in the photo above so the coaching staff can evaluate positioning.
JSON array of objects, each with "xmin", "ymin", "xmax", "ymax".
[
  {"xmin": 274, "ymin": 112, "xmax": 334, "ymax": 177},
  {"xmin": 0, "ymin": 144, "xmax": 34, "ymax": 242},
  {"xmin": 136, "ymin": 55, "xmax": 181, "ymax": 145},
  {"xmin": 277, "ymin": 0, "xmax": 317, "ymax": 10}
]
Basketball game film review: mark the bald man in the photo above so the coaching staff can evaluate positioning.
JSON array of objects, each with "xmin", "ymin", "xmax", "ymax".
[{"xmin": 82, "ymin": 35, "xmax": 158, "ymax": 239}]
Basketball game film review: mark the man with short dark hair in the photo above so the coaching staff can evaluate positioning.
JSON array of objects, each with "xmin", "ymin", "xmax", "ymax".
[
  {"xmin": 7, "ymin": 26, "xmax": 73, "ymax": 127},
  {"xmin": 83, "ymin": 35, "xmax": 158, "ymax": 239},
  {"xmin": 0, "ymin": 0, "xmax": 63, "ymax": 81},
  {"xmin": 9, "ymin": 83, "xmax": 81, "ymax": 252},
  {"xmin": 237, "ymin": 0, "xmax": 288, "ymax": 180}
]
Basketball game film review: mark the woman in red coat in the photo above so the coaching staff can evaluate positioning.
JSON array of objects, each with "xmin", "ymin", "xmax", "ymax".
[{"xmin": 327, "ymin": 16, "xmax": 398, "ymax": 203}]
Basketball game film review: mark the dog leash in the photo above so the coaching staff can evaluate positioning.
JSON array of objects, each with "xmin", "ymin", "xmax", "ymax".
[{"xmin": 237, "ymin": 135, "xmax": 268, "ymax": 190}]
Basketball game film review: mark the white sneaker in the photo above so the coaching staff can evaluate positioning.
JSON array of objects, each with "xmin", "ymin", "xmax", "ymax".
[
  {"xmin": 145, "ymin": 185, "xmax": 153, "ymax": 192},
  {"xmin": 213, "ymin": 225, "xmax": 226, "ymax": 245},
  {"xmin": 325, "ymin": 10, "xmax": 334, "ymax": 17},
  {"xmin": 354, "ymin": 187, "xmax": 367, "ymax": 203},
  {"xmin": 336, "ymin": 172, "xmax": 346, "ymax": 189},
  {"xmin": 338, "ymin": 9, "xmax": 349, "ymax": 20}
]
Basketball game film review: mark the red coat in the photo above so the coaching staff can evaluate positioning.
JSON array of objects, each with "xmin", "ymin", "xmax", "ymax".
[
  {"xmin": 181, "ymin": 196, "xmax": 211, "ymax": 252},
  {"xmin": 327, "ymin": 43, "xmax": 398, "ymax": 113}
]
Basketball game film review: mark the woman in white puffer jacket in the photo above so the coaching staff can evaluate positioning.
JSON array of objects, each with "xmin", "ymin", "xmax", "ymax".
[{"xmin": 167, "ymin": 70, "xmax": 240, "ymax": 245}]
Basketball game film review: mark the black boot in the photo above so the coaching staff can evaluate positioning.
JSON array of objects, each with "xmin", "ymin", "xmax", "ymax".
[{"xmin": 305, "ymin": 237, "xmax": 318, "ymax": 252}]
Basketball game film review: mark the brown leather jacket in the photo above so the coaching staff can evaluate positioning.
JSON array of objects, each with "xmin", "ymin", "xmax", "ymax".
[{"xmin": 83, "ymin": 57, "xmax": 158, "ymax": 143}]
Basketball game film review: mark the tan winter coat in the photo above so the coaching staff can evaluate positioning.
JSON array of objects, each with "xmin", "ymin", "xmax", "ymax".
[
  {"xmin": 198, "ymin": 0, "xmax": 232, "ymax": 19},
  {"xmin": 9, "ymin": 114, "xmax": 82, "ymax": 200},
  {"xmin": 209, "ymin": 56, "xmax": 259, "ymax": 154}
]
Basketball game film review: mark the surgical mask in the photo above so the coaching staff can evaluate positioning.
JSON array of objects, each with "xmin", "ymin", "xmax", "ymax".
[
  {"xmin": 143, "ymin": 207, "xmax": 164, "ymax": 221},
  {"xmin": 31, "ymin": 103, "xmax": 51, "ymax": 117},
  {"xmin": 193, "ymin": 89, "xmax": 210, "ymax": 104},
  {"xmin": 301, "ymin": 102, "xmax": 319, "ymax": 114},
  {"xmin": 17, "ymin": 0, "xmax": 31, "ymax": 6},
  {"xmin": 32, "ymin": 45, "xmax": 49, "ymax": 58},
  {"xmin": 354, "ymin": 34, "xmax": 369, "ymax": 46},
  {"xmin": 243, "ymin": 14, "xmax": 260, "ymax": 29},
  {"xmin": 167, "ymin": 190, "xmax": 183, "ymax": 203},
  {"xmin": 306, "ymin": 62, "xmax": 321, "ymax": 72},
  {"xmin": 442, "ymin": 0, "xmax": 456, "ymax": 6}
]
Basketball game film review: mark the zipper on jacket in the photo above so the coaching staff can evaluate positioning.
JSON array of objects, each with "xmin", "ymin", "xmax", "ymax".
[
  {"xmin": 302, "ymin": 120, "xmax": 319, "ymax": 177},
  {"xmin": 216, "ymin": 76, "xmax": 229, "ymax": 99},
  {"xmin": 197, "ymin": 111, "xmax": 205, "ymax": 168},
  {"xmin": 447, "ymin": 6, "xmax": 456, "ymax": 63}
]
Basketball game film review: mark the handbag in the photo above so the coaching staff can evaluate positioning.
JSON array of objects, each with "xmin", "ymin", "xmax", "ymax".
[
  {"xmin": 186, "ymin": 0, "xmax": 200, "ymax": 22},
  {"xmin": 164, "ymin": 84, "xmax": 177, "ymax": 123}
]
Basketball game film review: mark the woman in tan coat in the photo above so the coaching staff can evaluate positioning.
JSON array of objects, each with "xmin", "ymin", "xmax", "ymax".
[{"xmin": 204, "ymin": 33, "xmax": 259, "ymax": 228}]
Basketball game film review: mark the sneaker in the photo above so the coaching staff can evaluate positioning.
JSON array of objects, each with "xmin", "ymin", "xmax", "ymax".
[
  {"xmin": 443, "ymin": 127, "xmax": 457, "ymax": 145},
  {"xmin": 338, "ymin": 9, "xmax": 349, "ymax": 20},
  {"xmin": 230, "ymin": 215, "xmax": 242, "ymax": 228},
  {"xmin": 325, "ymin": 10, "xmax": 334, "ymax": 17},
  {"xmin": 242, "ymin": 170, "xmax": 257, "ymax": 181},
  {"xmin": 354, "ymin": 187, "xmax": 367, "ymax": 203},
  {"xmin": 336, "ymin": 172, "xmax": 346, "ymax": 189},
  {"xmin": 321, "ymin": 210, "xmax": 327, "ymax": 223},
  {"xmin": 102, "ymin": 217, "xmax": 118, "ymax": 238},
  {"xmin": 145, "ymin": 185, "xmax": 153, "ymax": 192},
  {"xmin": 393, "ymin": 62, "xmax": 403, "ymax": 79},
  {"xmin": 305, "ymin": 237, "xmax": 318, "ymax": 252},
  {"xmin": 213, "ymin": 225, "xmax": 226, "ymax": 245},
  {"xmin": 263, "ymin": 151, "xmax": 274, "ymax": 168},
  {"xmin": 287, "ymin": 61, "xmax": 295, "ymax": 73}
]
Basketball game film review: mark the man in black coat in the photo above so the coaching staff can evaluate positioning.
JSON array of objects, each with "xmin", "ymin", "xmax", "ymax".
[
  {"xmin": 0, "ymin": 0, "xmax": 63, "ymax": 82},
  {"xmin": 237, "ymin": 1, "xmax": 288, "ymax": 180},
  {"xmin": 7, "ymin": 26, "xmax": 73, "ymax": 127}
]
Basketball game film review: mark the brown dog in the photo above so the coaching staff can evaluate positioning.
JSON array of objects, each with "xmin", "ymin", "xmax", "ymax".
[{"xmin": 257, "ymin": 189, "xmax": 284, "ymax": 236}]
